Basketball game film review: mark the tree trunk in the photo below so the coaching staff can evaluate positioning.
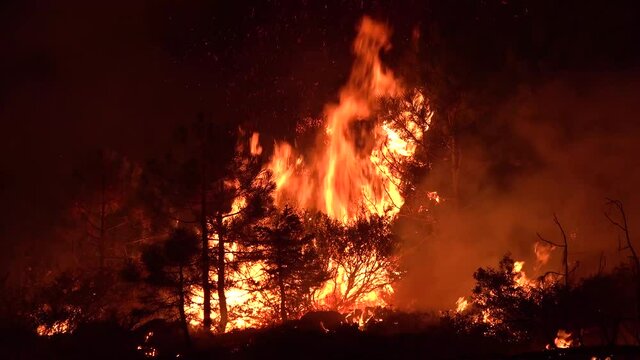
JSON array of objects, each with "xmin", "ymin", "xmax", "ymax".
[
  {"xmin": 99, "ymin": 168, "xmax": 106, "ymax": 270},
  {"xmin": 216, "ymin": 215, "xmax": 228, "ymax": 333},
  {"xmin": 178, "ymin": 265, "xmax": 192, "ymax": 346},
  {"xmin": 200, "ymin": 167, "xmax": 212, "ymax": 331},
  {"xmin": 278, "ymin": 264, "xmax": 287, "ymax": 322},
  {"xmin": 448, "ymin": 108, "xmax": 460, "ymax": 208}
]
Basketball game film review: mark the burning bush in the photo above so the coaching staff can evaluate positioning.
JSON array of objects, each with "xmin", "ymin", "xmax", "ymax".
[
  {"xmin": 308, "ymin": 213, "xmax": 401, "ymax": 314},
  {"xmin": 449, "ymin": 255, "xmax": 563, "ymax": 345}
]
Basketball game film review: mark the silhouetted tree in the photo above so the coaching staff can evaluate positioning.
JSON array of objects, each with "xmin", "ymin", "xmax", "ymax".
[
  {"xmin": 452, "ymin": 255, "xmax": 562, "ymax": 345},
  {"xmin": 141, "ymin": 227, "xmax": 199, "ymax": 345},
  {"xmin": 140, "ymin": 114, "xmax": 237, "ymax": 332},
  {"xmin": 604, "ymin": 198, "xmax": 640, "ymax": 343},
  {"xmin": 210, "ymin": 131, "xmax": 275, "ymax": 331},
  {"xmin": 567, "ymin": 265, "xmax": 637, "ymax": 346},
  {"xmin": 254, "ymin": 206, "xmax": 328, "ymax": 322},
  {"xmin": 71, "ymin": 149, "xmax": 146, "ymax": 270},
  {"xmin": 141, "ymin": 120, "xmax": 276, "ymax": 332},
  {"xmin": 33, "ymin": 267, "xmax": 139, "ymax": 335}
]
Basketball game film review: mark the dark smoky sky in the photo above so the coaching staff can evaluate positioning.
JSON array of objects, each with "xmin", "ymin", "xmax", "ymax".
[
  {"xmin": 0, "ymin": 0, "xmax": 384, "ymax": 265},
  {"xmin": 1, "ymin": 0, "xmax": 639, "ymax": 278},
  {"xmin": 396, "ymin": 73, "xmax": 640, "ymax": 310}
]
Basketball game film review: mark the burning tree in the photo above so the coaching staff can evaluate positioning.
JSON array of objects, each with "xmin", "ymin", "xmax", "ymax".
[
  {"xmin": 310, "ymin": 214, "xmax": 401, "ymax": 313},
  {"xmin": 378, "ymin": 88, "xmax": 433, "ymax": 198},
  {"xmin": 141, "ymin": 119, "xmax": 277, "ymax": 332},
  {"xmin": 451, "ymin": 255, "xmax": 562, "ymax": 344},
  {"xmin": 258, "ymin": 16, "xmax": 437, "ymax": 320}
]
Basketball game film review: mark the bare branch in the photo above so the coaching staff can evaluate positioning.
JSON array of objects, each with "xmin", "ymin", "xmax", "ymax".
[{"xmin": 536, "ymin": 233, "xmax": 563, "ymax": 248}]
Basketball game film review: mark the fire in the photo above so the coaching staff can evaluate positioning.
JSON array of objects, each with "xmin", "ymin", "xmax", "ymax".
[
  {"xmin": 313, "ymin": 257, "xmax": 395, "ymax": 312},
  {"xmin": 185, "ymin": 195, "xmax": 275, "ymax": 332},
  {"xmin": 264, "ymin": 16, "xmax": 432, "ymax": 315},
  {"xmin": 427, "ymin": 191, "xmax": 442, "ymax": 204},
  {"xmin": 452, "ymin": 259, "xmax": 539, "ymax": 329},
  {"xmin": 137, "ymin": 331, "xmax": 158, "ymax": 358},
  {"xmin": 249, "ymin": 132, "xmax": 263, "ymax": 156},
  {"xmin": 185, "ymin": 259, "xmax": 273, "ymax": 331},
  {"xmin": 512, "ymin": 260, "xmax": 533, "ymax": 288},
  {"xmin": 456, "ymin": 297, "xmax": 469, "ymax": 313},
  {"xmin": 185, "ymin": 16, "xmax": 434, "ymax": 330},
  {"xmin": 547, "ymin": 329, "xmax": 573, "ymax": 349},
  {"xmin": 554, "ymin": 329, "xmax": 573, "ymax": 348},
  {"xmin": 452, "ymin": 256, "xmax": 572, "ymax": 347},
  {"xmin": 513, "ymin": 261, "xmax": 524, "ymax": 273},
  {"xmin": 36, "ymin": 319, "xmax": 70, "ymax": 336},
  {"xmin": 267, "ymin": 16, "xmax": 431, "ymax": 222},
  {"xmin": 534, "ymin": 241, "xmax": 555, "ymax": 269}
]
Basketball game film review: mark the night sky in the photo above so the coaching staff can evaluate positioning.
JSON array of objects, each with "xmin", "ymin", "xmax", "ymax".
[{"xmin": 1, "ymin": 0, "xmax": 639, "ymax": 271}]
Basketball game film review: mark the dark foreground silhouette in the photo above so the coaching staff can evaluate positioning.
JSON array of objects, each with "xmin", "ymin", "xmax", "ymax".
[{"xmin": 4, "ymin": 316, "xmax": 640, "ymax": 360}]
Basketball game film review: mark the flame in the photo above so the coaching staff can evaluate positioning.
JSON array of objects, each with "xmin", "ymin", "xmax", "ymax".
[
  {"xmin": 534, "ymin": 241, "xmax": 555, "ymax": 269},
  {"xmin": 548, "ymin": 329, "xmax": 573, "ymax": 349},
  {"xmin": 313, "ymin": 257, "xmax": 395, "ymax": 312},
  {"xmin": 36, "ymin": 319, "xmax": 70, "ymax": 336},
  {"xmin": 262, "ymin": 16, "xmax": 428, "ymax": 314},
  {"xmin": 427, "ymin": 191, "xmax": 442, "ymax": 204},
  {"xmin": 185, "ymin": 259, "xmax": 273, "ymax": 332},
  {"xmin": 512, "ymin": 260, "xmax": 532, "ymax": 288},
  {"xmin": 250, "ymin": 132, "xmax": 263, "ymax": 156},
  {"xmin": 456, "ymin": 297, "xmax": 469, "ymax": 313},
  {"xmin": 453, "ymin": 259, "xmax": 542, "ymax": 330},
  {"xmin": 267, "ymin": 16, "xmax": 430, "ymax": 222},
  {"xmin": 186, "ymin": 193, "xmax": 276, "ymax": 332}
]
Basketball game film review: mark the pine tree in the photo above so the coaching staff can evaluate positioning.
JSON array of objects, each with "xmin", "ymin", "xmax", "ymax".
[
  {"xmin": 141, "ymin": 227, "xmax": 199, "ymax": 345},
  {"xmin": 255, "ymin": 206, "xmax": 329, "ymax": 322}
]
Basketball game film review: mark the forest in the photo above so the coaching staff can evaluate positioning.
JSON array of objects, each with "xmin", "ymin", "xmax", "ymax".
[{"xmin": 1, "ymin": 1, "xmax": 640, "ymax": 359}]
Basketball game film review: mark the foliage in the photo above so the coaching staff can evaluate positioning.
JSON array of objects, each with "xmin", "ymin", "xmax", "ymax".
[
  {"xmin": 450, "ymin": 255, "xmax": 562, "ymax": 344},
  {"xmin": 32, "ymin": 268, "xmax": 144, "ymax": 334},
  {"xmin": 252, "ymin": 206, "xmax": 329, "ymax": 321},
  {"xmin": 305, "ymin": 212, "xmax": 401, "ymax": 310},
  {"xmin": 139, "ymin": 227, "xmax": 200, "ymax": 343}
]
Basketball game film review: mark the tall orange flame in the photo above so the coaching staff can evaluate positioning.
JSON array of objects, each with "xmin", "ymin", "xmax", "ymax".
[{"xmin": 268, "ymin": 16, "xmax": 419, "ymax": 222}]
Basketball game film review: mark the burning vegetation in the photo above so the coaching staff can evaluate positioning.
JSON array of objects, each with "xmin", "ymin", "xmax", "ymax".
[{"xmin": 3, "ymin": 3, "xmax": 640, "ymax": 360}]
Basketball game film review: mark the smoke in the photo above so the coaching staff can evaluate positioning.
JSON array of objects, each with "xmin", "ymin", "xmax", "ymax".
[{"xmin": 396, "ymin": 72, "xmax": 640, "ymax": 310}]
